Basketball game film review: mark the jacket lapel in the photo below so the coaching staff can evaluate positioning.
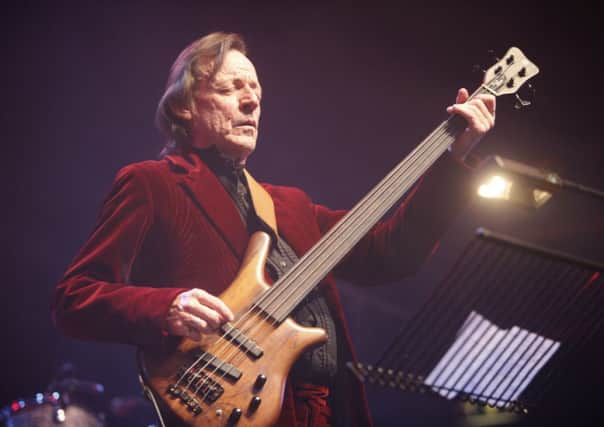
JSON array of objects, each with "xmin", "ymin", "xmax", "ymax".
[{"xmin": 165, "ymin": 152, "xmax": 248, "ymax": 260}]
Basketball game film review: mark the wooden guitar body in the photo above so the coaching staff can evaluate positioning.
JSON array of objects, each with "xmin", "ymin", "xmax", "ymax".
[{"xmin": 139, "ymin": 231, "xmax": 328, "ymax": 426}]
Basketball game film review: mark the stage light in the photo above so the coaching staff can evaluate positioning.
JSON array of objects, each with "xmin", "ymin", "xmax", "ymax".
[
  {"xmin": 476, "ymin": 156, "xmax": 556, "ymax": 209},
  {"xmin": 477, "ymin": 175, "xmax": 512, "ymax": 199},
  {"xmin": 56, "ymin": 408, "xmax": 66, "ymax": 422},
  {"xmin": 477, "ymin": 174, "xmax": 552, "ymax": 208}
]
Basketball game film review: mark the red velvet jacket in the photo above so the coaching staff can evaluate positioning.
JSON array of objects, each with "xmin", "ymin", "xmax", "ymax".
[{"xmin": 52, "ymin": 150, "xmax": 475, "ymax": 426}]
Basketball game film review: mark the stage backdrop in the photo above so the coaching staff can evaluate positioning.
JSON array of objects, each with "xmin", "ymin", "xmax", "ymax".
[{"xmin": 3, "ymin": 2, "xmax": 603, "ymax": 426}]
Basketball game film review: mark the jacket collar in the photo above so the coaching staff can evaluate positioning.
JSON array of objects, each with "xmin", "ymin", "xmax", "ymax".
[{"xmin": 164, "ymin": 151, "xmax": 249, "ymax": 260}]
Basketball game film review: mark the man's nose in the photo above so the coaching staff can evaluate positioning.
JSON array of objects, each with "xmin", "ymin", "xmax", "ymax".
[{"xmin": 240, "ymin": 88, "xmax": 259, "ymax": 114}]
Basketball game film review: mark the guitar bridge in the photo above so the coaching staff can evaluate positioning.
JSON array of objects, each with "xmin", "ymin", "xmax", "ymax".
[
  {"xmin": 170, "ymin": 367, "xmax": 225, "ymax": 404},
  {"xmin": 167, "ymin": 385, "xmax": 203, "ymax": 415}
]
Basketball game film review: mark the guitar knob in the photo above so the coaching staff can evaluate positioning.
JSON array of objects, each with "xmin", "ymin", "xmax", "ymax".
[
  {"xmin": 254, "ymin": 374, "xmax": 267, "ymax": 391},
  {"xmin": 248, "ymin": 396, "xmax": 262, "ymax": 413},
  {"xmin": 227, "ymin": 408, "xmax": 242, "ymax": 425}
]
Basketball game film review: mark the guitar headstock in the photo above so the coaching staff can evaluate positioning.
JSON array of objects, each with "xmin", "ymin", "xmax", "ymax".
[{"xmin": 482, "ymin": 47, "xmax": 539, "ymax": 97}]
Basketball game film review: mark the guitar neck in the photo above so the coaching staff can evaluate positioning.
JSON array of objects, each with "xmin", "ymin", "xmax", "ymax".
[
  {"xmin": 257, "ymin": 106, "xmax": 475, "ymax": 321},
  {"xmin": 262, "ymin": 46, "xmax": 543, "ymax": 317}
]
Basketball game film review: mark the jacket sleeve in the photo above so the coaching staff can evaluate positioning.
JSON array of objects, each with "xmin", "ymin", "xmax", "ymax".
[
  {"xmin": 51, "ymin": 165, "xmax": 187, "ymax": 347},
  {"xmin": 313, "ymin": 153, "xmax": 479, "ymax": 285}
]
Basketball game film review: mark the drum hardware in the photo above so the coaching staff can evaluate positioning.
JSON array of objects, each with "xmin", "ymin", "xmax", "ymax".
[{"xmin": 1, "ymin": 363, "xmax": 106, "ymax": 427}]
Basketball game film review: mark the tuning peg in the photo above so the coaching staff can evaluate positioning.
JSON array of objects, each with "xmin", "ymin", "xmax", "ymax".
[
  {"xmin": 514, "ymin": 93, "xmax": 532, "ymax": 110},
  {"xmin": 513, "ymin": 82, "xmax": 537, "ymax": 110}
]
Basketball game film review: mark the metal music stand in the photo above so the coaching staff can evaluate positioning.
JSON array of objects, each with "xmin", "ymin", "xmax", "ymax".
[{"xmin": 348, "ymin": 228, "xmax": 604, "ymax": 414}]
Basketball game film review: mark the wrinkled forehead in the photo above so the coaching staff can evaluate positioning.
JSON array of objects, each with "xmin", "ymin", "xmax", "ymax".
[{"xmin": 212, "ymin": 50, "xmax": 259, "ymax": 84}]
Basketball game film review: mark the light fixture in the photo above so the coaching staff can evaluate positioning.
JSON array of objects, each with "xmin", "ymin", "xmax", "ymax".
[
  {"xmin": 476, "ymin": 156, "xmax": 558, "ymax": 209},
  {"xmin": 476, "ymin": 155, "xmax": 604, "ymax": 208}
]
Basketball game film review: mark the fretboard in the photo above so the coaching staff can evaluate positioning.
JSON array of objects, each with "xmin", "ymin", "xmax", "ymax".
[{"xmin": 256, "ymin": 89, "xmax": 488, "ymax": 321}]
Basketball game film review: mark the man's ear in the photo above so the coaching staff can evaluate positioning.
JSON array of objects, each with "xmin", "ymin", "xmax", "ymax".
[{"xmin": 173, "ymin": 107, "xmax": 193, "ymax": 121}]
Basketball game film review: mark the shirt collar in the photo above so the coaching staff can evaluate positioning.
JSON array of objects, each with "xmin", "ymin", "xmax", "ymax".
[{"xmin": 192, "ymin": 146, "xmax": 244, "ymax": 181}]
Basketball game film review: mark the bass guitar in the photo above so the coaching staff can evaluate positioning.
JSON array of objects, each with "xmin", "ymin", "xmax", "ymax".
[{"xmin": 138, "ymin": 47, "xmax": 539, "ymax": 426}]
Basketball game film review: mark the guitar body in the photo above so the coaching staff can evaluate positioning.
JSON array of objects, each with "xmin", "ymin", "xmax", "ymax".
[{"xmin": 139, "ymin": 231, "xmax": 328, "ymax": 427}]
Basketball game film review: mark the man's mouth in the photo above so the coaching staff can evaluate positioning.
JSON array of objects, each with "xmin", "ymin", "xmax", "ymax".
[{"xmin": 235, "ymin": 120, "xmax": 257, "ymax": 129}]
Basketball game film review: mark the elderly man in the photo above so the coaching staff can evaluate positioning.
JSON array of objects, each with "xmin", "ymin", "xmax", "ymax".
[{"xmin": 52, "ymin": 32, "xmax": 495, "ymax": 426}]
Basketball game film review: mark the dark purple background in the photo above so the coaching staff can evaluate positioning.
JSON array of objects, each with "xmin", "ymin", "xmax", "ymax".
[{"xmin": 3, "ymin": 2, "xmax": 603, "ymax": 426}]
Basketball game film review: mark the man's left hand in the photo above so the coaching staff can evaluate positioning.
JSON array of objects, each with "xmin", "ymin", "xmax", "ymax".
[{"xmin": 447, "ymin": 88, "xmax": 496, "ymax": 162}]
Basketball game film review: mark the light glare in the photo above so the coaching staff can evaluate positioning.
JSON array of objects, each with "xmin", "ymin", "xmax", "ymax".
[{"xmin": 477, "ymin": 175, "xmax": 512, "ymax": 199}]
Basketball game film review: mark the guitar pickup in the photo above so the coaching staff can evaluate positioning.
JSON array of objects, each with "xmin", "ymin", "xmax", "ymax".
[
  {"xmin": 220, "ymin": 323, "xmax": 264, "ymax": 359},
  {"xmin": 188, "ymin": 350, "xmax": 242, "ymax": 382}
]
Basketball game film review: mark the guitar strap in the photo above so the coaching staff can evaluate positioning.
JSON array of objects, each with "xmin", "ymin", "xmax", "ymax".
[{"xmin": 243, "ymin": 169, "xmax": 278, "ymax": 236}]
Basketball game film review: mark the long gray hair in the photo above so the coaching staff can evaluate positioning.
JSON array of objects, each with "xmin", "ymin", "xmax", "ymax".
[{"xmin": 155, "ymin": 32, "xmax": 247, "ymax": 157}]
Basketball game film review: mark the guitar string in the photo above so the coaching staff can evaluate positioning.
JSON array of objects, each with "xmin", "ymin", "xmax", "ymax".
[
  {"xmin": 179, "ymin": 112, "xmax": 461, "ymax": 397},
  {"xmin": 182, "ymin": 85, "xmax": 486, "ymax": 400},
  {"xmin": 182, "ymin": 87, "xmax": 489, "ymax": 400},
  {"xmin": 175, "ymin": 51, "xmax": 524, "ymax": 395},
  {"xmin": 262, "ymin": 118, "xmax": 462, "ymax": 317},
  {"xmin": 214, "ymin": 110, "xmax": 467, "ymax": 397},
  {"xmin": 185, "ymin": 94, "xmax": 480, "ymax": 400},
  {"xmin": 184, "ymin": 99, "xmax": 474, "ymax": 399},
  {"xmin": 175, "ymin": 54, "xmax": 528, "ymax": 410},
  {"xmin": 251, "ymin": 61, "xmax": 533, "ymax": 321},
  {"xmin": 254, "ymin": 89, "xmax": 488, "ymax": 321}
]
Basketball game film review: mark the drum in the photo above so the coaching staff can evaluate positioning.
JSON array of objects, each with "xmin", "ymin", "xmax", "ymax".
[{"xmin": 2, "ymin": 381, "xmax": 106, "ymax": 427}]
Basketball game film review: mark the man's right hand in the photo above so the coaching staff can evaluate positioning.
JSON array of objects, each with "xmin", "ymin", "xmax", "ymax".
[{"xmin": 165, "ymin": 289, "xmax": 234, "ymax": 341}]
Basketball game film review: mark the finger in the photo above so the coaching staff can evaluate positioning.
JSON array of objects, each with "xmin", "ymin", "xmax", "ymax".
[
  {"xmin": 467, "ymin": 99, "xmax": 495, "ymax": 128},
  {"xmin": 474, "ymin": 94, "xmax": 496, "ymax": 116},
  {"xmin": 167, "ymin": 293, "xmax": 222, "ymax": 335},
  {"xmin": 191, "ymin": 289, "xmax": 235, "ymax": 322},
  {"xmin": 455, "ymin": 88, "xmax": 469, "ymax": 104},
  {"xmin": 166, "ymin": 310, "xmax": 208, "ymax": 340},
  {"xmin": 459, "ymin": 101, "xmax": 492, "ymax": 130},
  {"xmin": 470, "ymin": 95, "xmax": 496, "ymax": 126},
  {"xmin": 448, "ymin": 103, "xmax": 489, "ymax": 132},
  {"xmin": 181, "ymin": 312, "xmax": 210, "ymax": 339},
  {"xmin": 176, "ymin": 291, "xmax": 225, "ymax": 330},
  {"xmin": 184, "ymin": 302, "xmax": 224, "ymax": 330},
  {"xmin": 170, "ymin": 320, "xmax": 202, "ymax": 341},
  {"xmin": 448, "ymin": 93, "xmax": 495, "ymax": 117},
  {"xmin": 178, "ymin": 310, "xmax": 212, "ymax": 338}
]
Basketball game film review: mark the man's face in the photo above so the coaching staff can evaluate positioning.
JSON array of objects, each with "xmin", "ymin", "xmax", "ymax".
[{"xmin": 189, "ymin": 50, "xmax": 262, "ymax": 165}]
